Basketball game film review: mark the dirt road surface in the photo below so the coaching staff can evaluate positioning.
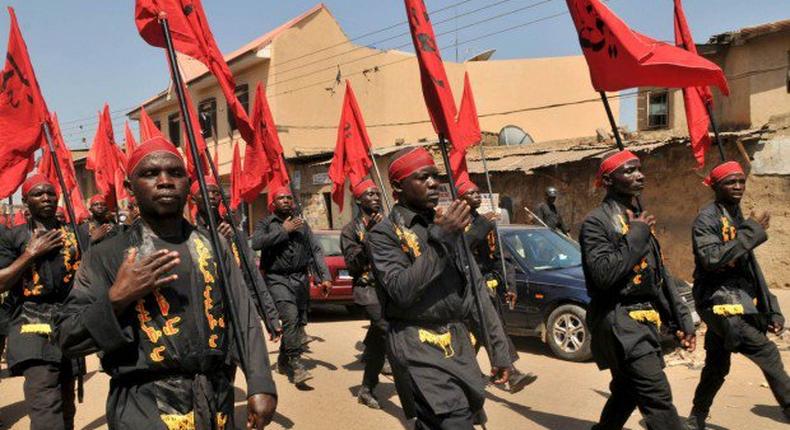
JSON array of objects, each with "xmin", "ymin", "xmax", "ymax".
[{"xmin": 2, "ymin": 291, "xmax": 790, "ymax": 429}]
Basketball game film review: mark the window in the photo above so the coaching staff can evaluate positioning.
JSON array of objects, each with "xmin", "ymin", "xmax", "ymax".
[
  {"xmin": 198, "ymin": 97, "xmax": 217, "ymax": 138},
  {"xmin": 228, "ymin": 84, "xmax": 249, "ymax": 132},
  {"xmin": 154, "ymin": 120, "xmax": 162, "ymax": 131},
  {"xmin": 168, "ymin": 113, "xmax": 181, "ymax": 146},
  {"xmin": 647, "ymin": 91, "xmax": 669, "ymax": 128}
]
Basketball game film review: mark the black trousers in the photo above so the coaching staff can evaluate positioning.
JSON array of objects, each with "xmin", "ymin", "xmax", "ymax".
[
  {"xmin": 693, "ymin": 314, "xmax": 790, "ymax": 415},
  {"xmin": 593, "ymin": 352, "xmax": 683, "ymax": 430},
  {"xmin": 21, "ymin": 359, "xmax": 76, "ymax": 430},
  {"xmin": 361, "ymin": 302, "xmax": 388, "ymax": 389},
  {"xmin": 275, "ymin": 301, "xmax": 303, "ymax": 359},
  {"xmin": 413, "ymin": 382, "xmax": 475, "ymax": 430}
]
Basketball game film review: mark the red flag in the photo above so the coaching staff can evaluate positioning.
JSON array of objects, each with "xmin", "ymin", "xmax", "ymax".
[
  {"xmin": 674, "ymin": 0, "xmax": 716, "ymax": 168},
  {"xmin": 566, "ymin": 0, "xmax": 729, "ymax": 94},
  {"xmin": 124, "ymin": 121, "xmax": 138, "ymax": 159},
  {"xmin": 38, "ymin": 113, "xmax": 90, "ymax": 222},
  {"xmin": 0, "ymin": 8, "xmax": 49, "ymax": 199},
  {"xmin": 240, "ymin": 83, "xmax": 280, "ymax": 203},
  {"xmin": 139, "ymin": 106, "xmax": 164, "ymax": 141},
  {"xmin": 86, "ymin": 104, "xmax": 127, "ymax": 209},
  {"xmin": 448, "ymin": 72, "xmax": 482, "ymax": 182},
  {"xmin": 230, "ymin": 142, "xmax": 242, "ymax": 210},
  {"xmin": 328, "ymin": 81, "xmax": 373, "ymax": 212},
  {"xmin": 135, "ymin": 0, "xmax": 254, "ymax": 147},
  {"xmin": 13, "ymin": 208, "xmax": 26, "ymax": 226}
]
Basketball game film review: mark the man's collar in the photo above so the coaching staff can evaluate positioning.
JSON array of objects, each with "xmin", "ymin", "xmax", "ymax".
[{"xmin": 394, "ymin": 203, "xmax": 433, "ymax": 227}]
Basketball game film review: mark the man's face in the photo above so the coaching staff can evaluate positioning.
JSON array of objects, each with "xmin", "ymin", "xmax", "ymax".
[
  {"xmin": 90, "ymin": 200, "xmax": 108, "ymax": 219},
  {"xmin": 24, "ymin": 184, "xmax": 58, "ymax": 220},
  {"xmin": 273, "ymin": 194, "xmax": 294, "ymax": 216},
  {"xmin": 714, "ymin": 173, "xmax": 746, "ymax": 205},
  {"xmin": 192, "ymin": 184, "xmax": 221, "ymax": 215},
  {"xmin": 546, "ymin": 194, "xmax": 557, "ymax": 204},
  {"xmin": 462, "ymin": 189, "xmax": 481, "ymax": 210},
  {"xmin": 394, "ymin": 166, "xmax": 440, "ymax": 211},
  {"xmin": 357, "ymin": 188, "xmax": 382, "ymax": 214},
  {"xmin": 604, "ymin": 159, "xmax": 645, "ymax": 197},
  {"xmin": 126, "ymin": 153, "xmax": 189, "ymax": 219}
]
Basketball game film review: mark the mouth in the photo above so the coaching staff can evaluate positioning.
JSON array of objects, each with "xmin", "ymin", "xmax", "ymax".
[
  {"xmin": 154, "ymin": 195, "xmax": 180, "ymax": 203},
  {"xmin": 426, "ymin": 193, "xmax": 439, "ymax": 203}
]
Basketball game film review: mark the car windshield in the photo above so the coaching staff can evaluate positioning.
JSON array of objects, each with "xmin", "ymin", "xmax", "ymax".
[
  {"xmin": 504, "ymin": 228, "xmax": 581, "ymax": 271},
  {"xmin": 315, "ymin": 233, "xmax": 343, "ymax": 257}
]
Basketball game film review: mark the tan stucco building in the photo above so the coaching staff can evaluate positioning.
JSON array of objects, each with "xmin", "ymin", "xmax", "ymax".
[{"xmin": 125, "ymin": 3, "xmax": 616, "ymax": 229}]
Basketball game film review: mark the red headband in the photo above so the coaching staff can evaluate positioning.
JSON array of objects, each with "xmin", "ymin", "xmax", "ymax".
[
  {"xmin": 268, "ymin": 186, "xmax": 292, "ymax": 211},
  {"xmin": 388, "ymin": 147, "xmax": 435, "ymax": 182},
  {"xmin": 190, "ymin": 176, "xmax": 218, "ymax": 196},
  {"xmin": 352, "ymin": 178, "xmax": 378, "ymax": 198},
  {"xmin": 595, "ymin": 150, "xmax": 639, "ymax": 188},
  {"xmin": 21, "ymin": 174, "xmax": 55, "ymax": 198},
  {"xmin": 456, "ymin": 180, "xmax": 478, "ymax": 196},
  {"xmin": 126, "ymin": 136, "xmax": 183, "ymax": 175},
  {"xmin": 89, "ymin": 194, "xmax": 106, "ymax": 205},
  {"xmin": 704, "ymin": 161, "xmax": 744, "ymax": 187}
]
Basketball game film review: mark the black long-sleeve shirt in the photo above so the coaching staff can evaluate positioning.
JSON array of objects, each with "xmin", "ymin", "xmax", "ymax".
[
  {"xmin": 535, "ymin": 202, "xmax": 569, "ymax": 233},
  {"xmin": 250, "ymin": 214, "xmax": 330, "ymax": 282},
  {"xmin": 464, "ymin": 211, "xmax": 516, "ymax": 294},
  {"xmin": 341, "ymin": 215, "xmax": 380, "ymax": 306}
]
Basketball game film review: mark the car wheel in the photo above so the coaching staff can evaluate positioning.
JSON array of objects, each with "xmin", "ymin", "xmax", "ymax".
[{"xmin": 546, "ymin": 304, "xmax": 592, "ymax": 362}]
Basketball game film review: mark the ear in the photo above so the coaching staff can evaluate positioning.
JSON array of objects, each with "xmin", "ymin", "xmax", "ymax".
[
  {"xmin": 391, "ymin": 179, "xmax": 403, "ymax": 196},
  {"xmin": 124, "ymin": 179, "xmax": 134, "ymax": 198},
  {"xmin": 601, "ymin": 173, "xmax": 613, "ymax": 189}
]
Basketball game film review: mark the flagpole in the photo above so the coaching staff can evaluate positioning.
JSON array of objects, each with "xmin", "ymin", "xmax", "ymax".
[
  {"xmin": 705, "ymin": 103, "xmax": 726, "ymax": 162},
  {"xmin": 477, "ymin": 144, "xmax": 512, "ymax": 304},
  {"xmin": 41, "ymin": 123, "xmax": 86, "ymax": 253},
  {"xmin": 599, "ymin": 91, "xmax": 625, "ymax": 151},
  {"xmin": 158, "ymin": 15, "xmax": 249, "ymax": 374},
  {"xmin": 368, "ymin": 148, "xmax": 392, "ymax": 211},
  {"xmin": 437, "ymin": 134, "xmax": 494, "ymax": 366}
]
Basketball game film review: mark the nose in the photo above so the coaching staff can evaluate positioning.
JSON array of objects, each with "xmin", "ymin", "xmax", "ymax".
[
  {"xmin": 426, "ymin": 176, "xmax": 439, "ymax": 189},
  {"xmin": 155, "ymin": 172, "xmax": 176, "ymax": 187}
]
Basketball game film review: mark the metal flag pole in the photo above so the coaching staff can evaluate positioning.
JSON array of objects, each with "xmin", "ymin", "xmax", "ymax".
[
  {"xmin": 705, "ymin": 103, "xmax": 726, "ymax": 162},
  {"xmin": 368, "ymin": 147, "xmax": 392, "ymax": 211},
  {"xmin": 477, "ymin": 144, "xmax": 512, "ymax": 303},
  {"xmin": 41, "ymin": 123, "xmax": 87, "ymax": 253},
  {"xmin": 437, "ymin": 134, "xmax": 494, "ymax": 365},
  {"xmin": 159, "ymin": 16, "xmax": 249, "ymax": 373}
]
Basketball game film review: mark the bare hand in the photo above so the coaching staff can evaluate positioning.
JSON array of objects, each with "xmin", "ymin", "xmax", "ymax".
[
  {"xmin": 108, "ymin": 248, "xmax": 181, "ymax": 314},
  {"xmin": 626, "ymin": 209, "xmax": 656, "ymax": 230},
  {"xmin": 247, "ymin": 393, "xmax": 277, "ymax": 429},
  {"xmin": 504, "ymin": 291, "xmax": 517, "ymax": 309},
  {"xmin": 676, "ymin": 331, "xmax": 696, "ymax": 352},
  {"xmin": 217, "ymin": 221, "xmax": 233, "ymax": 240},
  {"xmin": 24, "ymin": 228, "xmax": 63, "ymax": 259},
  {"xmin": 320, "ymin": 280, "xmax": 332, "ymax": 298},
  {"xmin": 364, "ymin": 212, "xmax": 384, "ymax": 230},
  {"xmin": 90, "ymin": 224, "xmax": 113, "ymax": 243},
  {"xmin": 270, "ymin": 327, "xmax": 283, "ymax": 343},
  {"xmin": 435, "ymin": 200, "xmax": 471, "ymax": 235},
  {"xmin": 750, "ymin": 211, "xmax": 770, "ymax": 231},
  {"xmin": 769, "ymin": 322, "xmax": 784, "ymax": 335},
  {"xmin": 283, "ymin": 216, "xmax": 304, "ymax": 233},
  {"xmin": 491, "ymin": 367, "xmax": 510, "ymax": 385},
  {"xmin": 483, "ymin": 212, "xmax": 499, "ymax": 222}
]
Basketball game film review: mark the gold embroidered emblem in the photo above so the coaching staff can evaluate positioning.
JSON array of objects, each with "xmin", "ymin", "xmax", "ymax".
[
  {"xmin": 150, "ymin": 346, "xmax": 166, "ymax": 362},
  {"xmin": 231, "ymin": 243, "xmax": 240, "ymax": 266},
  {"xmin": 394, "ymin": 225, "xmax": 421, "ymax": 257},
  {"xmin": 721, "ymin": 216, "xmax": 737, "ymax": 242},
  {"xmin": 208, "ymin": 334, "xmax": 219, "ymax": 348},
  {"xmin": 160, "ymin": 411, "xmax": 195, "ymax": 430},
  {"xmin": 713, "ymin": 304, "xmax": 744, "ymax": 316},
  {"xmin": 23, "ymin": 268, "xmax": 44, "ymax": 296},
  {"xmin": 419, "ymin": 328, "xmax": 454, "ymax": 358},
  {"xmin": 163, "ymin": 316, "xmax": 181, "ymax": 336},
  {"xmin": 617, "ymin": 215, "xmax": 629, "ymax": 235},
  {"xmin": 20, "ymin": 323, "xmax": 52, "ymax": 335},
  {"xmin": 628, "ymin": 310, "xmax": 661, "ymax": 328},
  {"xmin": 486, "ymin": 278, "xmax": 499, "ymax": 291},
  {"xmin": 60, "ymin": 227, "xmax": 80, "ymax": 284},
  {"xmin": 135, "ymin": 300, "xmax": 162, "ymax": 343},
  {"xmin": 469, "ymin": 332, "xmax": 477, "ymax": 348},
  {"xmin": 153, "ymin": 290, "xmax": 170, "ymax": 316},
  {"xmin": 195, "ymin": 237, "xmax": 225, "ymax": 346}
]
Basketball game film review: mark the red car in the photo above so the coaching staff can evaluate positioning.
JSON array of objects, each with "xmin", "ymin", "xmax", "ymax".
[{"xmin": 309, "ymin": 230, "xmax": 354, "ymax": 309}]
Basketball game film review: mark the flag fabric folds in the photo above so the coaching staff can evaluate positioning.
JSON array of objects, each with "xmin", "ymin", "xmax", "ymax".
[
  {"xmin": 139, "ymin": 106, "xmax": 165, "ymax": 142},
  {"xmin": 86, "ymin": 104, "xmax": 127, "ymax": 209},
  {"xmin": 124, "ymin": 121, "xmax": 138, "ymax": 159},
  {"xmin": 674, "ymin": 0, "xmax": 717, "ymax": 168},
  {"xmin": 0, "ymin": 7, "xmax": 49, "ymax": 199},
  {"xmin": 38, "ymin": 113, "xmax": 89, "ymax": 222},
  {"xmin": 566, "ymin": 0, "xmax": 729, "ymax": 94},
  {"xmin": 328, "ymin": 81, "xmax": 373, "ymax": 212}
]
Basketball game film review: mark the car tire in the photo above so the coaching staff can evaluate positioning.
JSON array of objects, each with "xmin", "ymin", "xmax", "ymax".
[{"xmin": 546, "ymin": 304, "xmax": 592, "ymax": 362}]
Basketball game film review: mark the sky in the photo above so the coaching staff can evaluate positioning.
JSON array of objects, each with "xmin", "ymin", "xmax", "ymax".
[{"xmin": 1, "ymin": 0, "xmax": 787, "ymax": 150}]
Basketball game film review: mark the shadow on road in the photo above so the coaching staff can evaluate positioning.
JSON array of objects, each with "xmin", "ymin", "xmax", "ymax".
[
  {"xmin": 751, "ymin": 404, "xmax": 787, "ymax": 425},
  {"xmin": 510, "ymin": 336, "xmax": 555, "ymax": 359},
  {"xmin": 347, "ymin": 382, "xmax": 410, "ymax": 429},
  {"xmin": 81, "ymin": 414, "xmax": 107, "ymax": 430},
  {"xmin": 308, "ymin": 305, "xmax": 365, "ymax": 323},
  {"xmin": 0, "ymin": 399, "xmax": 27, "ymax": 429},
  {"xmin": 234, "ymin": 402, "xmax": 295, "ymax": 429},
  {"xmin": 486, "ymin": 391, "xmax": 597, "ymax": 429}
]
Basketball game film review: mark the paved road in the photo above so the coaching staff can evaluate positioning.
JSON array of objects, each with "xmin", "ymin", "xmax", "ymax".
[{"xmin": 2, "ymin": 292, "xmax": 790, "ymax": 429}]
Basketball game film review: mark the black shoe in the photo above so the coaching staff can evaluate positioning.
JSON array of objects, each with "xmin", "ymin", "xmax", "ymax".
[
  {"xmin": 289, "ymin": 357, "xmax": 313, "ymax": 385},
  {"xmin": 380, "ymin": 359, "xmax": 392, "ymax": 376},
  {"xmin": 685, "ymin": 411, "xmax": 706, "ymax": 430},
  {"xmin": 276, "ymin": 356, "xmax": 289, "ymax": 375},
  {"xmin": 508, "ymin": 370, "xmax": 538, "ymax": 394},
  {"xmin": 357, "ymin": 386, "xmax": 381, "ymax": 409}
]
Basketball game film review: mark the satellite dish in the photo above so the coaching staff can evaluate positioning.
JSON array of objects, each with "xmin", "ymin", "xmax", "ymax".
[
  {"xmin": 498, "ymin": 125, "xmax": 534, "ymax": 146},
  {"xmin": 465, "ymin": 49, "xmax": 496, "ymax": 62}
]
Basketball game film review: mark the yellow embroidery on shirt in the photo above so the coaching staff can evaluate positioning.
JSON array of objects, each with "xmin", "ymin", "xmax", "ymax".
[
  {"xmin": 195, "ymin": 237, "xmax": 225, "ymax": 338},
  {"xmin": 486, "ymin": 231, "xmax": 497, "ymax": 259},
  {"xmin": 160, "ymin": 411, "xmax": 195, "ymax": 430},
  {"xmin": 394, "ymin": 225, "xmax": 421, "ymax": 257},
  {"xmin": 721, "ymin": 216, "xmax": 737, "ymax": 242},
  {"xmin": 713, "ymin": 304, "xmax": 745, "ymax": 316},
  {"xmin": 486, "ymin": 278, "xmax": 499, "ymax": 291},
  {"xmin": 150, "ymin": 346, "xmax": 166, "ymax": 362},
  {"xmin": 469, "ymin": 332, "xmax": 477, "ymax": 348},
  {"xmin": 163, "ymin": 316, "xmax": 181, "ymax": 336},
  {"xmin": 153, "ymin": 290, "xmax": 170, "ymax": 316},
  {"xmin": 24, "ymin": 269, "xmax": 44, "ymax": 296},
  {"xmin": 618, "ymin": 215, "xmax": 629, "ymax": 235},
  {"xmin": 208, "ymin": 334, "xmax": 219, "ymax": 349},
  {"xmin": 60, "ymin": 227, "xmax": 80, "ymax": 284},
  {"xmin": 419, "ymin": 328, "xmax": 454, "ymax": 358},
  {"xmin": 631, "ymin": 258, "xmax": 648, "ymax": 286},
  {"xmin": 231, "ymin": 242, "xmax": 240, "ymax": 266},
  {"xmin": 216, "ymin": 413, "xmax": 228, "ymax": 430},
  {"xmin": 628, "ymin": 310, "xmax": 661, "ymax": 328},
  {"xmin": 20, "ymin": 323, "xmax": 52, "ymax": 335},
  {"xmin": 135, "ymin": 300, "xmax": 162, "ymax": 343}
]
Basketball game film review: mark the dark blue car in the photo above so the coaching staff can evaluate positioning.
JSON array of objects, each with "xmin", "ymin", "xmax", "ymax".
[{"xmin": 496, "ymin": 225, "xmax": 696, "ymax": 362}]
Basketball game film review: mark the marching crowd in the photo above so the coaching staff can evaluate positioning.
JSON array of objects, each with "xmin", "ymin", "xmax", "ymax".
[{"xmin": 0, "ymin": 137, "xmax": 787, "ymax": 430}]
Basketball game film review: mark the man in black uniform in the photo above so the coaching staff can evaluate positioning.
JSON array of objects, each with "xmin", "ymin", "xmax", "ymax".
[
  {"xmin": 687, "ymin": 161, "xmax": 790, "ymax": 429},
  {"xmin": 457, "ymin": 179, "xmax": 536, "ymax": 394},
  {"xmin": 0, "ymin": 174, "xmax": 83, "ymax": 430},
  {"xmin": 340, "ymin": 178, "xmax": 388, "ymax": 409},
  {"xmin": 55, "ymin": 137, "xmax": 277, "ymax": 429},
  {"xmin": 78, "ymin": 194, "xmax": 120, "ymax": 247},
  {"xmin": 251, "ymin": 186, "xmax": 331, "ymax": 386},
  {"xmin": 367, "ymin": 147, "xmax": 512, "ymax": 428},
  {"xmin": 190, "ymin": 176, "xmax": 282, "ymax": 342},
  {"xmin": 534, "ymin": 186, "xmax": 569, "ymax": 234},
  {"xmin": 580, "ymin": 150, "xmax": 696, "ymax": 430}
]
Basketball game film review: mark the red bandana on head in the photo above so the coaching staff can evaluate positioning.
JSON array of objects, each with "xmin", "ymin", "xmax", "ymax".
[
  {"xmin": 268, "ymin": 186, "xmax": 292, "ymax": 212},
  {"xmin": 21, "ymin": 174, "xmax": 54, "ymax": 198},
  {"xmin": 126, "ymin": 136, "xmax": 183, "ymax": 175},
  {"xmin": 595, "ymin": 150, "xmax": 639, "ymax": 188},
  {"xmin": 351, "ymin": 178, "xmax": 377, "ymax": 199},
  {"xmin": 388, "ymin": 147, "xmax": 435, "ymax": 182},
  {"xmin": 88, "ymin": 194, "xmax": 106, "ymax": 205},
  {"xmin": 456, "ymin": 179, "xmax": 478, "ymax": 197},
  {"xmin": 703, "ymin": 161, "xmax": 744, "ymax": 187}
]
